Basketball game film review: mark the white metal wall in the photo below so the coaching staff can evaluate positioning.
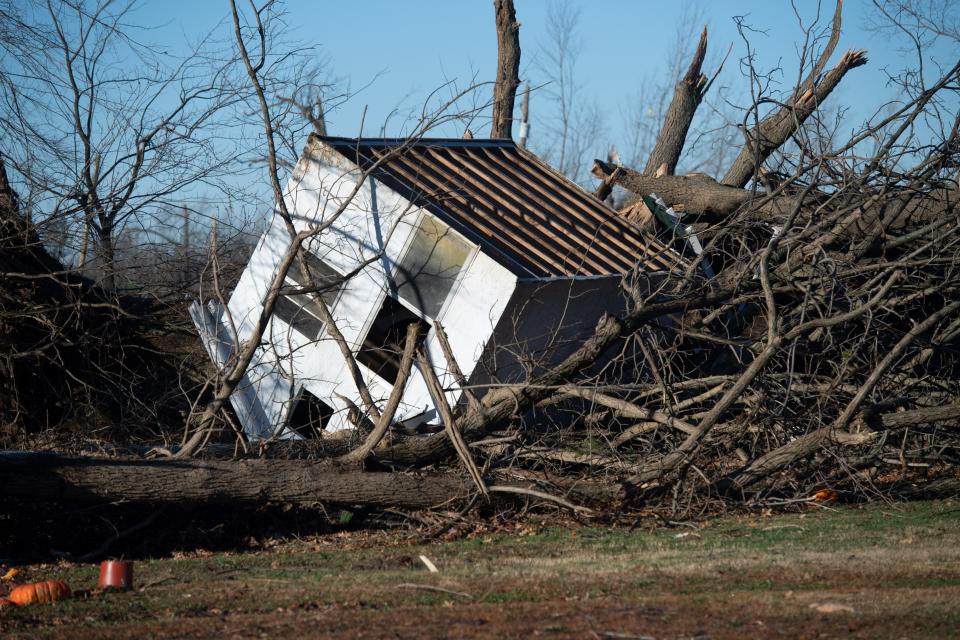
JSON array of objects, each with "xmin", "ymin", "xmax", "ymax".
[{"xmin": 219, "ymin": 139, "xmax": 518, "ymax": 435}]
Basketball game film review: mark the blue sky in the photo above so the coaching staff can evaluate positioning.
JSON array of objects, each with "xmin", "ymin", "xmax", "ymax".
[
  {"xmin": 79, "ymin": 0, "xmax": 953, "ymax": 240},
  {"xmin": 141, "ymin": 0, "xmax": 956, "ymax": 147},
  {"xmin": 4, "ymin": 1, "xmax": 954, "ymax": 260}
]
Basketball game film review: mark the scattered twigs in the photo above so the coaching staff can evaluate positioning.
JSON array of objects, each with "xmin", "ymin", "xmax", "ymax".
[
  {"xmin": 487, "ymin": 484, "xmax": 593, "ymax": 515},
  {"xmin": 395, "ymin": 583, "xmax": 472, "ymax": 599}
]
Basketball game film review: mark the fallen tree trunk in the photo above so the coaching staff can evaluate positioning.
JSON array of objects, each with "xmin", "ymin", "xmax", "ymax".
[
  {"xmin": 0, "ymin": 452, "xmax": 624, "ymax": 510},
  {"xmin": 593, "ymin": 159, "xmax": 758, "ymax": 218},
  {"xmin": 0, "ymin": 452, "xmax": 470, "ymax": 508},
  {"xmin": 592, "ymin": 155, "xmax": 956, "ymax": 242}
]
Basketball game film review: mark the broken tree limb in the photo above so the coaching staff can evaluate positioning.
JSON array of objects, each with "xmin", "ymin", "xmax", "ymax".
[
  {"xmin": 491, "ymin": 0, "xmax": 521, "ymax": 139},
  {"xmin": 593, "ymin": 165, "xmax": 623, "ymax": 202},
  {"xmin": 488, "ymin": 485, "xmax": 592, "ymax": 515},
  {"xmin": 338, "ymin": 322, "xmax": 421, "ymax": 464},
  {"xmin": 174, "ymin": 231, "xmax": 313, "ymax": 458},
  {"xmin": 613, "ymin": 422, "xmax": 671, "ymax": 447},
  {"xmin": 722, "ymin": 1, "xmax": 867, "ymax": 187},
  {"xmin": 311, "ymin": 277, "xmax": 384, "ymax": 424},
  {"xmin": 558, "ymin": 385, "xmax": 698, "ymax": 435},
  {"xmin": 799, "ymin": 0, "xmax": 846, "ymax": 97},
  {"xmin": 497, "ymin": 469, "xmax": 627, "ymax": 507},
  {"xmin": 417, "ymin": 348, "xmax": 488, "ymax": 497},
  {"xmin": 725, "ymin": 402, "xmax": 960, "ymax": 493},
  {"xmin": 726, "ymin": 300, "xmax": 960, "ymax": 490},
  {"xmin": 593, "ymin": 159, "xmax": 757, "ymax": 218},
  {"xmin": 865, "ymin": 403, "xmax": 960, "ymax": 430},
  {"xmin": 628, "ymin": 334, "xmax": 784, "ymax": 486},
  {"xmin": 643, "ymin": 26, "xmax": 710, "ymax": 176},
  {"xmin": 722, "ymin": 49, "xmax": 867, "ymax": 188}
]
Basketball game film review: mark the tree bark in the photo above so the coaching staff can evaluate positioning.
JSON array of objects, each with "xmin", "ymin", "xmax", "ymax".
[
  {"xmin": 0, "ymin": 453, "xmax": 471, "ymax": 509},
  {"xmin": 644, "ymin": 26, "xmax": 709, "ymax": 176},
  {"xmin": 0, "ymin": 452, "xmax": 624, "ymax": 510},
  {"xmin": 491, "ymin": 0, "xmax": 521, "ymax": 139},
  {"xmin": 592, "ymin": 159, "xmax": 760, "ymax": 218},
  {"xmin": 97, "ymin": 220, "xmax": 116, "ymax": 291}
]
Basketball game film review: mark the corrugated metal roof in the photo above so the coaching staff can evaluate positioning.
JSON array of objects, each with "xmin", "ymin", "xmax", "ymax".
[{"xmin": 316, "ymin": 135, "xmax": 682, "ymax": 278}]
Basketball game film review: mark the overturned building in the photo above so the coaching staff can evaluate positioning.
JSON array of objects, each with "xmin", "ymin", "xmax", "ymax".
[{"xmin": 191, "ymin": 135, "xmax": 681, "ymax": 439}]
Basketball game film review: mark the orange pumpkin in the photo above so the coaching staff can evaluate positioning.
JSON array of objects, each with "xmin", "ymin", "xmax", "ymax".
[
  {"xmin": 813, "ymin": 488, "xmax": 839, "ymax": 502},
  {"xmin": 0, "ymin": 597, "xmax": 16, "ymax": 609},
  {"xmin": 8, "ymin": 580, "xmax": 71, "ymax": 606}
]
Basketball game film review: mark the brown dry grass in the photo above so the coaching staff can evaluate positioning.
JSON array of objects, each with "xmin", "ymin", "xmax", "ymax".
[{"xmin": 2, "ymin": 498, "xmax": 958, "ymax": 638}]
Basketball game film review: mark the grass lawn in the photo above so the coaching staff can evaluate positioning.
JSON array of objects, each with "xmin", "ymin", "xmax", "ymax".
[{"xmin": 2, "ymin": 498, "xmax": 958, "ymax": 638}]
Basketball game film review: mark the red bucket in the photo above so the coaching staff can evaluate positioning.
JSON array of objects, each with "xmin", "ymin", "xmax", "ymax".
[{"xmin": 98, "ymin": 560, "xmax": 134, "ymax": 591}]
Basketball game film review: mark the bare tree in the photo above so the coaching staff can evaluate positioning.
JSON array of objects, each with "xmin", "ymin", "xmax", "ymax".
[
  {"xmin": 0, "ymin": 0, "xmax": 238, "ymax": 290},
  {"xmin": 173, "ymin": 0, "xmax": 495, "ymax": 459},
  {"xmin": 529, "ymin": 0, "xmax": 605, "ymax": 184}
]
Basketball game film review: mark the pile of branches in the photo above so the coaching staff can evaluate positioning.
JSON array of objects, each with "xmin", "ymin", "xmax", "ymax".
[
  {"xmin": 336, "ymin": 1, "xmax": 960, "ymax": 512},
  {"xmin": 4, "ymin": 1, "xmax": 958, "ymax": 526},
  {"xmin": 0, "ymin": 157, "xmax": 195, "ymax": 447},
  {"xmin": 479, "ymin": 4, "xmax": 960, "ymax": 508}
]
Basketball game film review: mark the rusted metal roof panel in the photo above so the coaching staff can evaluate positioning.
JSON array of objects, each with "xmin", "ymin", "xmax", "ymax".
[{"xmin": 317, "ymin": 135, "xmax": 682, "ymax": 278}]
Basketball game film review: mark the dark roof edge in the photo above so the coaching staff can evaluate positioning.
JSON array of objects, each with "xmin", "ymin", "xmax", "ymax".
[
  {"xmin": 516, "ymin": 273, "xmax": 625, "ymax": 283},
  {"xmin": 311, "ymin": 134, "xmax": 517, "ymax": 149}
]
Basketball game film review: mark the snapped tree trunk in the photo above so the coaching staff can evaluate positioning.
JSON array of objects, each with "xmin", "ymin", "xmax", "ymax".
[
  {"xmin": 491, "ymin": 0, "xmax": 521, "ymax": 139},
  {"xmin": 721, "ymin": 1, "xmax": 866, "ymax": 187},
  {"xmin": 644, "ymin": 26, "xmax": 709, "ymax": 176}
]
